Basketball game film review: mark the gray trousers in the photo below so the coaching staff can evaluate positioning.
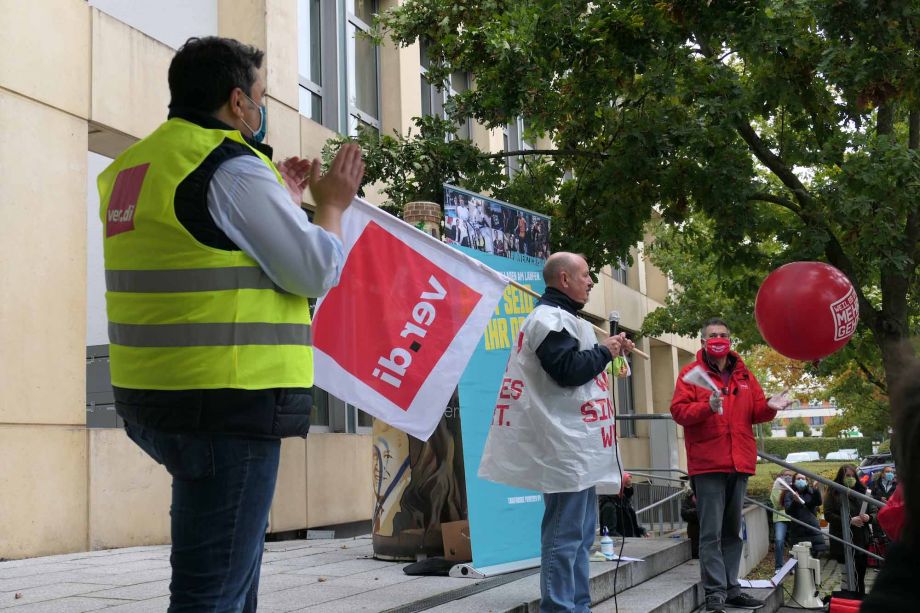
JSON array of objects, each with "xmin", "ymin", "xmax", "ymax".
[{"xmin": 693, "ymin": 472, "xmax": 748, "ymax": 605}]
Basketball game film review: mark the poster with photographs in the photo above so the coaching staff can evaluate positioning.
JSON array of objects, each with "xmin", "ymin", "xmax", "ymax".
[{"xmin": 442, "ymin": 184, "xmax": 551, "ymax": 265}]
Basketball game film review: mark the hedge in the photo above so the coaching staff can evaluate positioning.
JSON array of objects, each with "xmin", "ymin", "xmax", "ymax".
[{"xmin": 762, "ymin": 437, "xmax": 872, "ymax": 459}]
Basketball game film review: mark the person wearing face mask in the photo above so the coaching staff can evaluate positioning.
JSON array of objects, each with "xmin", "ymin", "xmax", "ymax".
[
  {"xmin": 671, "ymin": 318, "xmax": 793, "ymax": 613},
  {"xmin": 97, "ymin": 37, "xmax": 364, "ymax": 612},
  {"xmin": 871, "ymin": 466, "xmax": 897, "ymax": 503},
  {"xmin": 782, "ymin": 473, "xmax": 827, "ymax": 554},
  {"xmin": 825, "ymin": 464, "xmax": 874, "ymax": 595},
  {"xmin": 770, "ymin": 470, "xmax": 796, "ymax": 569}
]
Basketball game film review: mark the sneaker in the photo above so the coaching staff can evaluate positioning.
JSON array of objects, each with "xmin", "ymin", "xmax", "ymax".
[
  {"xmin": 705, "ymin": 603, "xmax": 726, "ymax": 613},
  {"xmin": 724, "ymin": 592, "xmax": 765, "ymax": 609}
]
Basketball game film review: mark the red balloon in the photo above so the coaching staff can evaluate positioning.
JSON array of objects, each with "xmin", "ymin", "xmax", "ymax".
[{"xmin": 754, "ymin": 262, "xmax": 859, "ymax": 361}]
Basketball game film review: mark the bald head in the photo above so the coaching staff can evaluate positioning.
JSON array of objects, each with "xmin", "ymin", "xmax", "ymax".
[
  {"xmin": 543, "ymin": 252, "xmax": 583, "ymax": 287},
  {"xmin": 543, "ymin": 252, "xmax": 594, "ymax": 304}
]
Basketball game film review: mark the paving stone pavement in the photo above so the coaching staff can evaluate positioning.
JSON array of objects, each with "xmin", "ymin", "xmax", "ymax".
[{"xmin": 0, "ymin": 536, "xmax": 496, "ymax": 612}]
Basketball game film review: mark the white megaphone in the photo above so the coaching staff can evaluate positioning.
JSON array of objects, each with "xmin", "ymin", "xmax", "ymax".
[{"xmin": 789, "ymin": 542, "xmax": 824, "ymax": 609}]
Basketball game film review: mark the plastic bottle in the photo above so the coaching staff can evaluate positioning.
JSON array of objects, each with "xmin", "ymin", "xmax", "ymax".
[{"xmin": 600, "ymin": 527, "xmax": 614, "ymax": 559}]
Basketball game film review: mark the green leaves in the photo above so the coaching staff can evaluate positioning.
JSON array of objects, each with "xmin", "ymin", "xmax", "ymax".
[
  {"xmin": 323, "ymin": 116, "xmax": 506, "ymax": 215},
  {"xmin": 373, "ymin": 0, "xmax": 919, "ymax": 407}
]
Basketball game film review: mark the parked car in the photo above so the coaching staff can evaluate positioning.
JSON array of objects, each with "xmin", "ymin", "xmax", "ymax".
[
  {"xmin": 858, "ymin": 452, "xmax": 895, "ymax": 485},
  {"xmin": 825, "ymin": 449, "xmax": 860, "ymax": 461},
  {"xmin": 785, "ymin": 451, "xmax": 821, "ymax": 463}
]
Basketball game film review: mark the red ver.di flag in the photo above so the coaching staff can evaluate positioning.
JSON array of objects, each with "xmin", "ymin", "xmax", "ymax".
[{"xmin": 312, "ymin": 198, "xmax": 509, "ymax": 441}]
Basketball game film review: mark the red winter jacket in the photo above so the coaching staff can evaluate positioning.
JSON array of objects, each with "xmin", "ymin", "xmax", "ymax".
[{"xmin": 670, "ymin": 351, "xmax": 775, "ymax": 476}]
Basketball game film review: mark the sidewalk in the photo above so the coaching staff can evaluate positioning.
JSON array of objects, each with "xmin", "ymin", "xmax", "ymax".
[
  {"xmin": 1, "ymin": 535, "xmax": 459, "ymax": 612},
  {"xmin": 0, "ymin": 536, "xmax": 698, "ymax": 612}
]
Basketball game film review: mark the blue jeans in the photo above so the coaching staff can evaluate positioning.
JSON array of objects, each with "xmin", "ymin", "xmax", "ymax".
[
  {"xmin": 126, "ymin": 424, "xmax": 281, "ymax": 612},
  {"xmin": 774, "ymin": 520, "xmax": 789, "ymax": 569},
  {"xmin": 541, "ymin": 487, "xmax": 597, "ymax": 613}
]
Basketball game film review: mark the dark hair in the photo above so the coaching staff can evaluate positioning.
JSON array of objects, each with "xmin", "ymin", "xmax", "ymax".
[
  {"xmin": 168, "ymin": 37, "xmax": 264, "ymax": 114},
  {"xmin": 700, "ymin": 317, "xmax": 730, "ymax": 338},
  {"xmin": 826, "ymin": 463, "xmax": 862, "ymax": 507}
]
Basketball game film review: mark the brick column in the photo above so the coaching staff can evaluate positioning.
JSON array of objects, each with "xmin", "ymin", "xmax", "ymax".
[{"xmin": 402, "ymin": 201, "xmax": 442, "ymax": 239}]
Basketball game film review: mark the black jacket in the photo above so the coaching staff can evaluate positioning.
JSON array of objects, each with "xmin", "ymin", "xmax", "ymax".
[
  {"xmin": 871, "ymin": 476, "xmax": 897, "ymax": 501},
  {"xmin": 784, "ymin": 487, "xmax": 825, "ymax": 549},
  {"xmin": 534, "ymin": 288, "xmax": 612, "ymax": 386},
  {"xmin": 826, "ymin": 483, "xmax": 874, "ymax": 561}
]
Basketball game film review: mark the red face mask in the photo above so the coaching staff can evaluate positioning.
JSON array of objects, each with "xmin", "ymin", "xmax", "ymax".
[{"xmin": 705, "ymin": 337, "xmax": 731, "ymax": 356}]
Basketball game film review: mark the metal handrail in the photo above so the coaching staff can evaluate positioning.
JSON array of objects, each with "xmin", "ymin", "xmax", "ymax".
[
  {"xmin": 628, "ymin": 471, "xmax": 687, "ymax": 485},
  {"xmin": 757, "ymin": 452, "xmax": 884, "ymax": 509},
  {"xmin": 743, "ymin": 496, "xmax": 883, "ymax": 561},
  {"xmin": 614, "ymin": 413, "xmax": 886, "ymax": 588},
  {"xmin": 635, "ymin": 486, "xmax": 688, "ymax": 516},
  {"xmin": 756, "ymin": 451, "xmax": 886, "ymax": 589}
]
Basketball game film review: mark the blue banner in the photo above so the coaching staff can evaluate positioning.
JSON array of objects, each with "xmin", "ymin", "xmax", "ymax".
[{"xmin": 444, "ymin": 185, "xmax": 550, "ymax": 569}]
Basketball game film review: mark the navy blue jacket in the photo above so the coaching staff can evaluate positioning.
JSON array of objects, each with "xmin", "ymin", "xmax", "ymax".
[{"xmin": 534, "ymin": 287, "xmax": 612, "ymax": 387}]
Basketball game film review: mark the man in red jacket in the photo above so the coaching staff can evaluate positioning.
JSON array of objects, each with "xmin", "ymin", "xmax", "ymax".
[{"xmin": 671, "ymin": 318, "xmax": 791, "ymax": 613}]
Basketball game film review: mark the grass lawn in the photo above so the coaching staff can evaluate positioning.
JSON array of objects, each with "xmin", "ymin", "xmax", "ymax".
[{"xmin": 748, "ymin": 461, "xmax": 851, "ymax": 499}]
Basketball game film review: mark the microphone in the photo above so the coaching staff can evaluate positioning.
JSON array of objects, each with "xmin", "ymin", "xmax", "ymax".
[{"xmin": 608, "ymin": 311, "xmax": 620, "ymax": 336}]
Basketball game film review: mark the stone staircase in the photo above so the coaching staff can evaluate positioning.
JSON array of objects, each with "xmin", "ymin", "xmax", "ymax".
[{"xmin": 422, "ymin": 538, "xmax": 786, "ymax": 613}]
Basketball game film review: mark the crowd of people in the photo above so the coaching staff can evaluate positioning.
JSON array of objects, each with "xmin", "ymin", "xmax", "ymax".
[
  {"xmin": 768, "ymin": 461, "xmax": 898, "ymax": 596},
  {"xmin": 443, "ymin": 190, "xmax": 549, "ymax": 260}
]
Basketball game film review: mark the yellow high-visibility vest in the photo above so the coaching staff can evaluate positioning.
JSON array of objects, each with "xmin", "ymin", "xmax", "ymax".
[{"xmin": 98, "ymin": 118, "xmax": 313, "ymax": 390}]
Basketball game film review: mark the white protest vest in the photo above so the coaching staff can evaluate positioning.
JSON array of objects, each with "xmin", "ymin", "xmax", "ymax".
[{"xmin": 477, "ymin": 304, "xmax": 623, "ymax": 494}]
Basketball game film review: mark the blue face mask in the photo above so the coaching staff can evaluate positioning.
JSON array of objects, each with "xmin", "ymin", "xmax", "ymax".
[
  {"xmin": 884, "ymin": 472, "xmax": 895, "ymax": 482},
  {"xmin": 795, "ymin": 479, "xmax": 807, "ymax": 490},
  {"xmin": 242, "ymin": 92, "xmax": 267, "ymax": 143}
]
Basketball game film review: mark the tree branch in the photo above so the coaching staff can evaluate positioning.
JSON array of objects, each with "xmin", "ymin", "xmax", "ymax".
[
  {"xmin": 855, "ymin": 358, "xmax": 887, "ymax": 394},
  {"xmin": 480, "ymin": 149, "xmax": 608, "ymax": 160},
  {"xmin": 909, "ymin": 110, "xmax": 919, "ymax": 149},
  {"xmin": 908, "ymin": 111, "xmax": 920, "ymax": 264},
  {"xmin": 747, "ymin": 192, "xmax": 801, "ymax": 213},
  {"xmin": 734, "ymin": 121, "xmax": 812, "ymax": 206},
  {"xmin": 734, "ymin": 123, "xmax": 878, "ymax": 330}
]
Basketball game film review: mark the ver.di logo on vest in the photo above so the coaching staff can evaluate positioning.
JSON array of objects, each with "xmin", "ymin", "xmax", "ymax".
[{"xmin": 105, "ymin": 163, "xmax": 149, "ymax": 237}]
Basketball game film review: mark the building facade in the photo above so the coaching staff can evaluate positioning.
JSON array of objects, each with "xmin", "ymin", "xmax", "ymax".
[
  {"xmin": 0, "ymin": 0, "xmax": 697, "ymax": 559},
  {"xmin": 771, "ymin": 401, "xmax": 841, "ymax": 437}
]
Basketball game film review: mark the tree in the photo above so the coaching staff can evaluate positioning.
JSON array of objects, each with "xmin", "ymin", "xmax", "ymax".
[
  {"xmin": 821, "ymin": 416, "xmax": 847, "ymax": 439},
  {"xmin": 374, "ymin": 1, "xmax": 920, "ymax": 400},
  {"xmin": 323, "ymin": 115, "xmax": 505, "ymax": 216},
  {"xmin": 785, "ymin": 416, "xmax": 812, "ymax": 438}
]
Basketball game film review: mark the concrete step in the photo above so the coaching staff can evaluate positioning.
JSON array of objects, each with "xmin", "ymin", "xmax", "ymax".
[
  {"xmin": 595, "ymin": 559, "xmax": 786, "ymax": 613},
  {"xmin": 593, "ymin": 557, "xmax": 702, "ymax": 613},
  {"xmin": 424, "ymin": 537, "xmax": 692, "ymax": 612}
]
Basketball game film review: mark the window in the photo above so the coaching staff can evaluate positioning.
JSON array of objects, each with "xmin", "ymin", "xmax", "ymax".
[
  {"xmin": 612, "ymin": 259, "xmax": 629, "ymax": 285},
  {"xmin": 505, "ymin": 116, "xmax": 533, "ymax": 176},
  {"xmin": 810, "ymin": 416, "xmax": 823, "ymax": 426},
  {"xmin": 297, "ymin": 0, "xmax": 323, "ymax": 123},
  {"xmin": 616, "ymin": 353, "xmax": 636, "ymax": 438},
  {"xmin": 420, "ymin": 40, "xmax": 471, "ymax": 140},
  {"xmin": 346, "ymin": 0, "xmax": 379, "ymax": 135},
  {"xmin": 309, "ymin": 387, "xmax": 372, "ymax": 433},
  {"xmin": 297, "ymin": 0, "xmax": 380, "ymax": 135}
]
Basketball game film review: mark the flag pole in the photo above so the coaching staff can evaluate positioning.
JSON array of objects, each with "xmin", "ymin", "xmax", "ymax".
[{"xmin": 508, "ymin": 279, "xmax": 650, "ymax": 360}]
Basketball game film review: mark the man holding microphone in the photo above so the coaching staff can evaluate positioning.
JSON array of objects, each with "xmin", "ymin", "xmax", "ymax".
[{"xmin": 479, "ymin": 252, "xmax": 634, "ymax": 613}]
